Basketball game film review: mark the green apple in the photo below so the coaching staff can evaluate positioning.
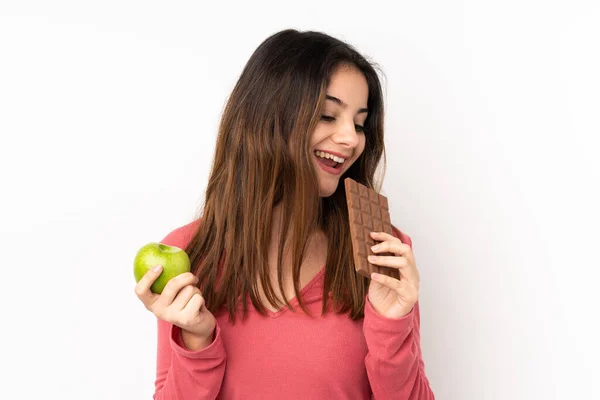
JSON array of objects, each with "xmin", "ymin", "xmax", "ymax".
[{"xmin": 133, "ymin": 242, "xmax": 191, "ymax": 294}]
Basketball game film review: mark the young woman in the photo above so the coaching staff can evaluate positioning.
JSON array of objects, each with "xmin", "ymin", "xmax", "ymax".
[{"xmin": 135, "ymin": 28, "xmax": 435, "ymax": 399}]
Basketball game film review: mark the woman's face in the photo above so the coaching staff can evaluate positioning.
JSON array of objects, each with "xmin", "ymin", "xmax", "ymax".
[{"xmin": 310, "ymin": 66, "xmax": 369, "ymax": 197}]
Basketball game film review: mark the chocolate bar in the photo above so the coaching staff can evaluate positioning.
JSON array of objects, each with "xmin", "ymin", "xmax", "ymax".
[{"xmin": 344, "ymin": 178, "xmax": 400, "ymax": 280}]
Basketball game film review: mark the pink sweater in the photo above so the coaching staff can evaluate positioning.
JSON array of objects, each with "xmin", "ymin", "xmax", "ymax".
[{"xmin": 153, "ymin": 220, "xmax": 434, "ymax": 399}]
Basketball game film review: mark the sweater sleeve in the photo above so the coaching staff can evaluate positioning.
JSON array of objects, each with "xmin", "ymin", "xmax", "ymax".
[
  {"xmin": 363, "ymin": 229, "xmax": 435, "ymax": 400},
  {"xmin": 152, "ymin": 221, "xmax": 227, "ymax": 399},
  {"xmin": 153, "ymin": 319, "xmax": 226, "ymax": 399}
]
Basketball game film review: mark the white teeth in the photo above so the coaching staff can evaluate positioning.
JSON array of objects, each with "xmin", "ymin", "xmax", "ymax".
[{"xmin": 315, "ymin": 151, "xmax": 345, "ymax": 163}]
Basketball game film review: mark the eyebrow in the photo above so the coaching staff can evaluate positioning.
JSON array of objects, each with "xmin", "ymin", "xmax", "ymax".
[{"xmin": 326, "ymin": 95, "xmax": 368, "ymax": 114}]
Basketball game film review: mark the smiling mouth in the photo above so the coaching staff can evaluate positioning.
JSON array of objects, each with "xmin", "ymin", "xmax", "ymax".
[
  {"xmin": 322, "ymin": 158, "xmax": 341, "ymax": 168},
  {"xmin": 314, "ymin": 154, "xmax": 345, "ymax": 174}
]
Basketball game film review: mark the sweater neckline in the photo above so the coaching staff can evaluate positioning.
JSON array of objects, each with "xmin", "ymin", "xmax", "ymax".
[{"xmin": 256, "ymin": 264, "xmax": 326, "ymax": 319}]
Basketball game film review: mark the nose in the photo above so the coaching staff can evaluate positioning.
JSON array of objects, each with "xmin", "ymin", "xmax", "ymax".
[{"xmin": 332, "ymin": 120, "xmax": 360, "ymax": 148}]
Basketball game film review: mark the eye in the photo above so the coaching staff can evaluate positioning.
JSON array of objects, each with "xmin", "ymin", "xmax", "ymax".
[{"xmin": 320, "ymin": 116, "xmax": 366, "ymax": 133}]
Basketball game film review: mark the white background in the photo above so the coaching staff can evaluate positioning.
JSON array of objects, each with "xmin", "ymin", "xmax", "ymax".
[{"xmin": 1, "ymin": 1, "xmax": 598, "ymax": 399}]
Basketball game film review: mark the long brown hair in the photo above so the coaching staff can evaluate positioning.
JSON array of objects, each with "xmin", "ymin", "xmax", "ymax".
[{"xmin": 185, "ymin": 29, "xmax": 388, "ymax": 322}]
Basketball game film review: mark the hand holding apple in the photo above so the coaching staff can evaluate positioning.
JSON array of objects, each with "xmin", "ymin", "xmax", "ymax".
[
  {"xmin": 133, "ymin": 242, "xmax": 191, "ymax": 294},
  {"xmin": 133, "ymin": 243, "xmax": 217, "ymax": 348}
]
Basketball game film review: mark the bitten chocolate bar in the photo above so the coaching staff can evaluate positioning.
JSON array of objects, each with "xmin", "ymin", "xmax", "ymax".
[{"xmin": 344, "ymin": 178, "xmax": 399, "ymax": 280}]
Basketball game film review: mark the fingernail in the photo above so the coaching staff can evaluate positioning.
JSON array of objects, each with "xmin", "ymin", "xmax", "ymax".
[
  {"xmin": 368, "ymin": 255, "xmax": 377, "ymax": 262},
  {"xmin": 372, "ymin": 273, "xmax": 381, "ymax": 280},
  {"xmin": 371, "ymin": 245, "xmax": 380, "ymax": 251},
  {"xmin": 152, "ymin": 265, "xmax": 163, "ymax": 272}
]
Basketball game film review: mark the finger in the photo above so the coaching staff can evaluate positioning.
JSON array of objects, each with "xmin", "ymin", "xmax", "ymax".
[
  {"xmin": 134, "ymin": 265, "xmax": 162, "ymax": 309},
  {"xmin": 369, "ymin": 231, "xmax": 401, "ymax": 243},
  {"xmin": 182, "ymin": 292, "xmax": 205, "ymax": 315},
  {"xmin": 155, "ymin": 272, "xmax": 199, "ymax": 308},
  {"xmin": 372, "ymin": 273, "xmax": 418, "ymax": 300},
  {"xmin": 368, "ymin": 255, "xmax": 418, "ymax": 283},
  {"xmin": 369, "ymin": 232, "xmax": 411, "ymax": 257},
  {"xmin": 370, "ymin": 271, "xmax": 401, "ymax": 291},
  {"xmin": 171, "ymin": 285, "xmax": 201, "ymax": 311}
]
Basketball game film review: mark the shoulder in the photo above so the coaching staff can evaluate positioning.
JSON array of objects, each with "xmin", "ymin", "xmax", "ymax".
[
  {"xmin": 390, "ymin": 224, "xmax": 413, "ymax": 249},
  {"xmin": 159, "ymin": 218, "xmax": 202, "ymax": 249}
]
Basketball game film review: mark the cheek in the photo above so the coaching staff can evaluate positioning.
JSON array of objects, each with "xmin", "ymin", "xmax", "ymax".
[
  {"xmin": 345, "ymin": 139, "xmax": 366, "ymax": 169},
  {"xmin": 309, "ymin": 126, "xmax": 326, "ymax": 148},
  {"xmin": 355, "ymin": 137, "xmax": 366, "ymax": 158}
]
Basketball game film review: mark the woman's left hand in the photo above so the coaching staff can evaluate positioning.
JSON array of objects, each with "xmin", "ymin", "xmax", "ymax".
[{"xmin": 367, "ymin": 231, "xmax": 420, "ymax": 319}]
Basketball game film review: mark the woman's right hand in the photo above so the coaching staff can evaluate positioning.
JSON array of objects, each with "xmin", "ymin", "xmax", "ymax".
[{"xmin": 134, "ymin": 265, "xmax": 216, "ymax": 342}]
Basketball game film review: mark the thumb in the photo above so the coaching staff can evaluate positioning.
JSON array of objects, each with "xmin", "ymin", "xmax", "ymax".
[{"xmin": 135, "ymin": 265, "xmax": 163, "ymax": 306}]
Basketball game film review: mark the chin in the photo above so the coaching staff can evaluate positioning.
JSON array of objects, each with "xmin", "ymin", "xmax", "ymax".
[
  {"xmin": 318, "ymin": 183, "xmax": 339, "ymax": 198},
  {"xmin": 314, "ymin": 163, "xmax": 347, "ymax": 198}
]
